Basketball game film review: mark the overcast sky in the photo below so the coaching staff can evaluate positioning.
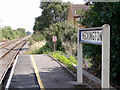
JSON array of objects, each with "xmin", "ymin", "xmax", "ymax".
[{"xmin": 0, "ymin": 0, "xmax": 85, "ymax": 32}]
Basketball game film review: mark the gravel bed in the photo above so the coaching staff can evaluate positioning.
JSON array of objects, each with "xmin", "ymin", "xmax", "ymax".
[
  {"xmin": 0, "ymin": 39, "xmax": 28, "ymax": 90},
  {"xmin": 0, "ymin": 39, "xmax": 23, "ymax": 58}
]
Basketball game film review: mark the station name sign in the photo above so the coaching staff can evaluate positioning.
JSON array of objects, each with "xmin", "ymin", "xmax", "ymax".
[
  {"xmin": 78, "ymin": 25, "xmax": 110, "ymax": 88},
  {"xmin": 79, "ymin": 27, "xmax": 102, "ymax": 45}
]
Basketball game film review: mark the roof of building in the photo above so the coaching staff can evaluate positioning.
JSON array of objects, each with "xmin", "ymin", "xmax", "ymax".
[{"xmin": 70, "ymin": 4, "xmax": 90, "ymax": 17}]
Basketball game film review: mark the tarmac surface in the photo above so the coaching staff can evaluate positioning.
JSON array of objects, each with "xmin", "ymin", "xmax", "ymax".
[
  {"xmin": 8, "ymin": 54, "xmax": 88, "ymax": 89},
  {"xmin": 33, "ymin": 55, "xmax": 76, "ymax": 88},
  {"xmin": 9, "ymin": 55, "xmax": 39, "ymax": 89}
]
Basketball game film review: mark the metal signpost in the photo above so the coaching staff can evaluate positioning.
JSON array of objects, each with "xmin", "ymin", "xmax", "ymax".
[
  {"xmin": 77, "ymin": 24, "xmax": 110, "ymax": 89},
  {"xmin": 52, "ymin": 36, "xmax": 57, "ymax": 53}
]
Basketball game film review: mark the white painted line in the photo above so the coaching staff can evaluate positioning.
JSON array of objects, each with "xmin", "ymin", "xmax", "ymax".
[{"xmin": 5, "ymin": 55, "xmax": 19, "ymax": 89}]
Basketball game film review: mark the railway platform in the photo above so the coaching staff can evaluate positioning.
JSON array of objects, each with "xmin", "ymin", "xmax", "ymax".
[{"xmin": 6, "ymin": 54, "xmax": 87, "ymax": 89}]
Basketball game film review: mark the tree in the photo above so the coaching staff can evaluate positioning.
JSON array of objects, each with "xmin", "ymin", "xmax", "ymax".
[
  {"xmin": 26, "ymin": 31, "xmax": 31, "ymax": 35},
  {"xmin": 79, "ymin": 2, "xmax": 120, "ymax": 85},
  {"xmin": 16, "ymin": 28, "xmax": 26, "ymax": 37},
  {"xmin": 38, "ymin": 21, "xmax": 78, "ymax": 55},
  {"xmin": 33, "ymin": 2, "xmax": 70, "ymax": 31},
  {"xmin": 1, "ymin": 26, "xmax": 26, "ymax": 41},
  {"xmin": 2, "ymin": 26, "xmax": 15, "ymax": 40}
]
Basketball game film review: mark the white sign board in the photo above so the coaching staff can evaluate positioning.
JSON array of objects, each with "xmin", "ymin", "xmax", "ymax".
[
  {"xmin": 77, "ymin": 24, "xmax": 110, "ymax": 89},
  {"xmin": 52, "ymin": 36, "xmax": 57, "ymax": 42},
  {"xmin": 79, "ymin": 28, "xmax": 102, "ymax": 45}
]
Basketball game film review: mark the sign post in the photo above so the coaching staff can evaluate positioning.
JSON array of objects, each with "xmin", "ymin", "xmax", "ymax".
[
  {"xmin": 52, "ymin": 36, "xmax": 57, "ymax": 53},
  {"xmin": 77, "ymin": 24, "xmax": 110, "ymax": 89}
]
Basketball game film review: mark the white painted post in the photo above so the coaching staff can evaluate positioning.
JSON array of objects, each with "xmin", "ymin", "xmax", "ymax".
[
  {"xmin": 77, "ymin": 30, "xmax": 83, "ymax": 84},
  {"xmin": 54, "ymin": 42, "xmax": 55, "ymax": 53},
  {"xmin": 102, "ymin": 24, "xmax": 110, "ymax": 89}
]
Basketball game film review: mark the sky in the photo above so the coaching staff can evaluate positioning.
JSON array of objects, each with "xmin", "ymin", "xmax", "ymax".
[{"xmin": 0, "ymin": 0, "xmax": 85, "ymax": 32}]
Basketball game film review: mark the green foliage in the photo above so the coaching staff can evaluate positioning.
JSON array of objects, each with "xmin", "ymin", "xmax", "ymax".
[
  {"xmin": 28, "ymin": 38, "xmax": 33, "ymax": 45},
  {"xmin": 15, "ymin": 28, "xmax": 26, "ymax": 38},
  {"xmin": 67, "ymin": 56, "xmax": 77, "ymax": 65},
  {"xmin": 38, "ymin": 43, "xmax": 51, "ymax": 53},
  {"xmin": 33, "ymin": 21, "xmax": 78, "ymax": 54},
  {"xmin": 44, "ymin": 51, "xmax": 77, "ymax": 67},
  {"xmin": 33, "ymin": 2, "xmax": 70, "ymax": 31},
  {"xmin": 76, "ymin": 9, "xmax": 87, "ymax": 26},
  {"xmin": 32, "ymin": 31, "xmax": 45, "ymax": 42},
  {"xmin": 1, "ymin": 26, "xmax": 26, "ymax": 41},
  {"xmin": 79, "ymin": 2, "xmax": 120, "ymax": 85},
  {"xmin": 53, "ymin": 53, "xmax": 73, "ymax": 70},
  {"xmin": 37, "ymin": 42, "xmax": 55, "ymax": 54},
  {"xmin": 2, "ymin": 26, "xmax": 16, "ymax": 40},
  {"xmin": 44, "ymin": 51, "xmax": 64, "ymax": 55},
  {"xmin": 43, "ymin": 51, "xmax": 77, "ymax": 70},
  {"xmin": 42, "ymin": 21, "xmax": 78, "ymax": 55}
]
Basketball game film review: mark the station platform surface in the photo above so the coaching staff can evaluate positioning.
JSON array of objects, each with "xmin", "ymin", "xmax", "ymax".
[
  {"xmin": 9, "ymin": 55, "xmax": 39, "ymax": 89},
  {"xmin": 8, "ymin": 54, "xmax": 86, "ymax": 89}
]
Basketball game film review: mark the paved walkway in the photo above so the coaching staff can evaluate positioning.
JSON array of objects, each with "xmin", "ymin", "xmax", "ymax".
[
  {"xmin": 9, "ymin": 55, "xmax": 39, "ymax": 89},
  {"xmin": 8, "ymin": 54, "xmax": 87, "ymax": 89}
]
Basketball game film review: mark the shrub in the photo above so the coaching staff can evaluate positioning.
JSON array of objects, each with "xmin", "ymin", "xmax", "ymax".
[
  {"xmin": 32, "ymin": 31, "xmax": 45, "ymax": 42},
  {"xmin": 53, "ymin": 53, "xmax": 73, "ymax": 70},
  {"xmin": 28, "ymin": 38, "xmax": 33, "ymax": 45},
  {"xmin": 67, "ymin": 56, "xmax": 77, "ymax": 65},
  {"xmin": 38, "ymin": 42, "xmax": 53, "ymax": 53},
  {"xmin": 40, "ymin": 21, "xmax": 78, "ymax": 55}
]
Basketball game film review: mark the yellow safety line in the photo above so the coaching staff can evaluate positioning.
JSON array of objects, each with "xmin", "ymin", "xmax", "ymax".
[{"xmin": 30, "ymin": 55, "xmax": 45, "ymax": 90}]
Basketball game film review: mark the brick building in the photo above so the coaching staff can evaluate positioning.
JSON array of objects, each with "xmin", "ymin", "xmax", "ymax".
[{"xmin": 67, "ymin": 4, "xmax": 89, "ymax": 28}]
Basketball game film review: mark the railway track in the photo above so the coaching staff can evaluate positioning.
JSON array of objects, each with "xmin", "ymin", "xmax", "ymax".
[
  {"xmin": 0, "ymin": 38, "xmax": 22, "ymax": 49},
  {"xmin": 0, "ymin": 37, "xmax": 29, "ymax": 85}
]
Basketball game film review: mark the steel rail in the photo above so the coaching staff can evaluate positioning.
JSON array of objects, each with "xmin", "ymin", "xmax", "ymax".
[
  {"xmin": 0, "ymin": 39, "xmax": 25, "ymax": 59},
  {"xmin": 0, "ymin": 38, "xmax": 22, "ymax": 49},
  {"xmin": 0, "ymin": 38, "xmax": 28, "ymax": 84}
]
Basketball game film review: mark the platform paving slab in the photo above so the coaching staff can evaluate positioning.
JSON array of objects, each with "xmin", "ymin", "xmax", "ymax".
[
  {"xmin": 32, "ymin": 54, "xmax": 87, "ymax": 89},
  {"xmin": 9, "ymin": 54, "xmax": 88, "ymax": 89},
  {"xmin": 9, "ymin": 55, "xmax": 39, "ymax": 89}
]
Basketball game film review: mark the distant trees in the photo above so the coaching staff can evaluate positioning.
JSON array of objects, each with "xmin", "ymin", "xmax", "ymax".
[
  {"xmin": 26, "ymin": 31, "xmax": 31, "ymax": 35},
  {"xmin": 0, "ymin": 28, "xmax": 2, "ymax": 41},
  {"xmin": 0, "ymin": 26, "xmax": 26, "ymax": 41},
  {"xmin": 2, "ymin": 26, "xmax": 16, "ymax": 40},
  {"xmin": 33, "ymin": 2, "xmax": 70, "ymax": 31},
  {"xmin": 15, "ymin": 28, "xmax": 26, "ymax": 37}
]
